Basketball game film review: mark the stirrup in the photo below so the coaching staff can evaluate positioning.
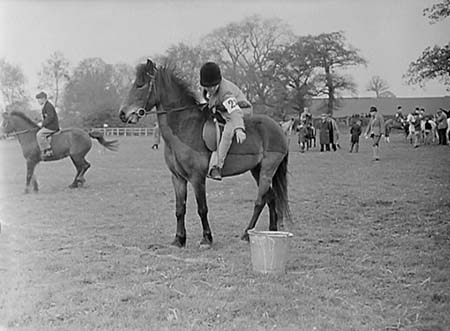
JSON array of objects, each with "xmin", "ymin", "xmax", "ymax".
[{"xmin": 207, "ymin": 166, "xmax": 222, "ymax": 181}]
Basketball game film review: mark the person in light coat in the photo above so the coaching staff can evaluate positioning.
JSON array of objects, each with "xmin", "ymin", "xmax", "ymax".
[{"xmin": 365, "ymin": 106, "xmax": 385, "ymax": 161}]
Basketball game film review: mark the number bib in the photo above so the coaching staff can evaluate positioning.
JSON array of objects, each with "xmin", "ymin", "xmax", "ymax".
[{"xmin": 223, "ymin": 97, "xmax": 240, "ymax": 113}]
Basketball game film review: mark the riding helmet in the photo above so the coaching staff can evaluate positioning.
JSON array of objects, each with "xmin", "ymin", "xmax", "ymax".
[{"xmin": 200, "ymin": 62, "xmax": 222, "ymax": 87}]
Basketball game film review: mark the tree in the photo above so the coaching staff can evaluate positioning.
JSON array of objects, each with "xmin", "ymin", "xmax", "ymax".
[
  {"xmin": 305, "ymin": 32, "xmax": 366, "ymax": 115},
  {"xmin": 62, "ymin": 58, "xmax": 123, "ymax": 127},
  {"xmin": 0, "ymin": 58, "xmax": 30, "ymax": 112},
  {"xmin": 37, "ymin": 51, "xmax": 70, "ymax": 108},
  {"xmin": 405, "ymin": 1, "xmax": 450, "ymax": 90},
  {"xmin": 111, "ymin": 63, "xmax": 135, "ymax": 100},
  {"xmin": 269, "ymin": 37, "xmax": 321, "ymax": 118},
  {"xmin": 404, "ymin": 43, "xmax": 450, "ymax": 90},
  {"xmin": 203, "ymin": 16, "xmax": 294, "ymax": 111},
  {"xmin": 423, "ymin": 0, "xmax": 450, "ymax": 23},
  {"xmin": 366, "ymin": 75, "xmax": 395, "ymax": 98},
  {"xmin": 161, "ymin": 43, "xmax": 211, "ymax": 91}
]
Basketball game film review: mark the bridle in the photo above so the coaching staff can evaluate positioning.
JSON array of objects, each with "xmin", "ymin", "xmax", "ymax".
[
  {"xmin": 0, "ymin": 118, "xmax": 34, "ymax": 137},
  {"xmin": 133, "ymin": 68, "xmax": 199, "ymax": 119},
  {"xmin": 7, "ymin": 129, "xmax": 32, "ymax": 137}
]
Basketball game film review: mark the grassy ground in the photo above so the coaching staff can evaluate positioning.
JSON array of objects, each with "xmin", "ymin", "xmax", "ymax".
[{"xmin": 0, "ymin": 132, "xmax": 449, "ymax": 331}]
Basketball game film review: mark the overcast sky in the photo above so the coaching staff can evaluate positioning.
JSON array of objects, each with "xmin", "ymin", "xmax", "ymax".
[{"xmin": 1, "ymin": 0, "xmax": 449, "ymax": 101}]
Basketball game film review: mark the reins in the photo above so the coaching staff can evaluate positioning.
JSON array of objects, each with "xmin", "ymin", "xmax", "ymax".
[{"xmin": 6, "ymin": 128, "xmax": 34, "ymax": 137}]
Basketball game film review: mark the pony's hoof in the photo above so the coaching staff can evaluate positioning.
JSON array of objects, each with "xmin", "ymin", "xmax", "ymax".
[
  {"xmin": 199, "ymin": 237, "xmax": 213, "ymax": 248},
  {"xmin": 241, "ymin": 232, "xmax": 250, "ymax": 242},
  {"xmin": 23, "ymin": 188, "xmax": 30, "ymax": 194},
  {"xmin": 171, "ymin": 235, "xmax": 186, "ymax": 248},
  {"xmin": 68, "ymin": 183, "xmax": 78, "ymax": 189}
]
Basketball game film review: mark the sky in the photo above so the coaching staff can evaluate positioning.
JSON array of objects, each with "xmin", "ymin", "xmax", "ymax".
[{"xmin": 1, "ymin": 0, "xmax": 449, "ymax": 105}]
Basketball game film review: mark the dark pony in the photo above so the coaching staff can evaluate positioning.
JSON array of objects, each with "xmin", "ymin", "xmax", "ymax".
[
  {"xmin": 119, "ymin": 59, "xmax": 291, "ymax": 247},
  {"xmin": 1, "ymin": 111, "xmax": 118, "ymax": 193}
]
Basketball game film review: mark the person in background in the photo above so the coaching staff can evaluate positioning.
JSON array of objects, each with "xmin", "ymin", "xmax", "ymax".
[
  {"xmin": 412, "ymin": 110, "xmax": 422, "ymax": 148},
  {"xmin": 297, "ymin": 121, "xmax": 307, "ymax": 153},
  {"xmin": 365, "ymin": 106, "xmax": 385, "ymax": 161},
  {"xmin": 436, "ymin": 109, "xmax": 448, "ymax": 145},
  {"xmin": 151, "ymin": 122, "xmax": 160, "ymax": 150},
  {"xmin": 328, "ymin": 115, "xmax": 340, "ymax": 151},
  {"xmin": 35, "ymin": 91, "xmax": 59, "ymax": 158},
  {"xmin": 319, "ymin": 113, "xmax": 331, "ymax": 152},
  {"xmin": 349, "ymin": 120, "xmax": 362, "ymax": 152}
]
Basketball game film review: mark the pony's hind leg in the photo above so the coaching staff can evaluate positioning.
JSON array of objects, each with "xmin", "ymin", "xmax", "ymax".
[
  {"xmin": 76, "ymin": 158, "xmax": 91, "ymax": 187},
  {"xmin": 69, "ymin": 155, "xmax": 83, "ymax": 188},
  {"xmin": 243, "ymin": 167, "xmax": 274, "ymax": 241},
  {"xmin": 250, "ymin": 167, "xmax": 278, "ymax": 231}
]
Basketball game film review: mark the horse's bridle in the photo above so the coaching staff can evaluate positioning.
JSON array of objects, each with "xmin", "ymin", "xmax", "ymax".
[
  {"xmin": 0, "ymin": 118, "xmax": 33, "ymax": 137},
  {"xmin": 134, "ymin": 69, "xmax": 198, "ymax": 119}
]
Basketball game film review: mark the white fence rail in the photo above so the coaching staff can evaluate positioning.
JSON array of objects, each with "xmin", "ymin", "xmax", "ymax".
[{"xmin": 95, "ymin": 127, "xmax": 154, "ymax": 136}]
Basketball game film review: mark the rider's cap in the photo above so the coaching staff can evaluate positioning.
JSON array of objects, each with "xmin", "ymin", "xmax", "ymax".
[
  {"xmin": 369, "ymin": 106, "xmax": 377, "ymax": 112},
  {"xmin": 200, "ymin": 62, "xmax": 222, "ymax": 87},
  {"xmin": 35, "ymin": 91, "xmax": 47, "ymax": 99}
]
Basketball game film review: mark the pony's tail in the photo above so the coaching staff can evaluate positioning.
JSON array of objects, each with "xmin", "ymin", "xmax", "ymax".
[
  {"xmin": 88, "ymin": 130, "xmax": 119, "ymax": 151},
  {"xmin": 272, "ymin": 152, "xmax": 292, "ymax": 227}
]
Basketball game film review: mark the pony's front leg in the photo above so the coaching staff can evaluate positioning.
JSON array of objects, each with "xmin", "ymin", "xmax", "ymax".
[
  {"xmin": 171, "ymin": 174, "xmax": 187, "ymax": 248},
  {"xmin": 25, "ymin": 159, "xmax": 38, "ymax": 194},
  {"xmin": 191, "ymin": 176, "xmax": 212, "ymax": 247}
]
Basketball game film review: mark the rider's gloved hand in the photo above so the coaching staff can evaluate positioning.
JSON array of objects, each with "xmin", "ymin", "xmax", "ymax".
[{"xmin": 235, "ymin": 129, "xmax": 246, "ymax": 144}]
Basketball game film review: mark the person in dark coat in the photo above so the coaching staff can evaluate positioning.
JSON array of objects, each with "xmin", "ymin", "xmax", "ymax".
[
  {"xmin": 35, "ymin": 91, "xmax": 59, "ymax": 157},
  {"xmin": 297, "ymin": 122, "xmax": 307, "ymax": 153},
  {"xmin": 349, "ymin": 120, "xmax": 362, "ymax": 152},
  {"xmin": 319, "ymin": 114, "xmax": 331, "ymax": 152}
]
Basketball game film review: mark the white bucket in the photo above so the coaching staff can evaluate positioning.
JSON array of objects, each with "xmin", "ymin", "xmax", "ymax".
[{"xmin": 248, "ymin": 230, "xmax": 293, "ymax": 274}]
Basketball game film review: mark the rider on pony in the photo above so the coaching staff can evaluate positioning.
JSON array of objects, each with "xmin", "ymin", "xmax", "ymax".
[
  {"xmin": 35, "ymin": 91, "xmax": 59, "ymax": 158},
  {"xmin": 200, "ymin": 62, "xmax": 253, "ymax": 180}
]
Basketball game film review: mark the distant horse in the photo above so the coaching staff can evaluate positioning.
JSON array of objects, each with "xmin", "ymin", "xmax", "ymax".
[
  {"xmin": 119, "ymin": 59, "xmax": 291, "ymax": 247},
  {"xmin": 1, "ymin": 111, "xmax": 118, "ymax": 193}
]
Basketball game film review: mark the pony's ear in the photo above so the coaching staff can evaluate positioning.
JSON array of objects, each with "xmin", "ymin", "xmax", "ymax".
[{"xmin": 146, "ymin": 59, "xmax": 155, "ymax": 75}]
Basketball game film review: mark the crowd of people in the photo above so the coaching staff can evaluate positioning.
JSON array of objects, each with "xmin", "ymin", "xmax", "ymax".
[
  {"xmin": 396, "ymin": 106, "xmax": 449, "ymax": 147},
  {"xmin": 287, "ymin": 104, "xmax": 449, "ymax": 161}
]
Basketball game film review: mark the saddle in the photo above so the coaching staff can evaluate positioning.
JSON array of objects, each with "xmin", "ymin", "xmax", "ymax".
[
  {"xmin": 42, "ymin": 129, "xmax": 62, "ymax": 150},
  {"xmin": 202, "ymin": 116, "xmax": 224, "ymax": 152}
]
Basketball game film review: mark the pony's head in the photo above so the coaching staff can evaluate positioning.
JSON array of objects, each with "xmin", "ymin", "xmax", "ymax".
[
  {"xmin": 119, "ymin": 59, "xmax": 158, "ymax": 124},
  {"xmin": 1, "ymin": 111, "xmax": 38, "ymax": 135}
]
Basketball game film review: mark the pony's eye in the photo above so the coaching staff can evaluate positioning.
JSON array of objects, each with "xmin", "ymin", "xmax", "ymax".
[{"xmin": 135, "ymin": 80, "xmax": 145, "ymax": 89}]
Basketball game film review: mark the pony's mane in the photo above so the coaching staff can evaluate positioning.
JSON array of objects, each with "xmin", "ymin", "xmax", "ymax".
[
  {"xmin": 10, "ymin": 111, "xmax": 39, "ymax": 128},
  {"xmin": 156, "ymin": 64, "xmax": 201, "ymax": 106}
]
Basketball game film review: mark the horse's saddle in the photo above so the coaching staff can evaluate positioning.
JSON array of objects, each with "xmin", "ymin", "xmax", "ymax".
[
  {"xmin": 202, "ymin": 118, "xmax": 223, "ymax": 152},
  {"xmin": 43, "ymin": 129, "xmax": 62, "ymax": 146}
]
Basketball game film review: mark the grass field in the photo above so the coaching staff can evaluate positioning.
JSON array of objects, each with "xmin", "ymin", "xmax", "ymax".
[{"xmin": 0, "ymin": 132, "xmax": 449, "ymax": 331}]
